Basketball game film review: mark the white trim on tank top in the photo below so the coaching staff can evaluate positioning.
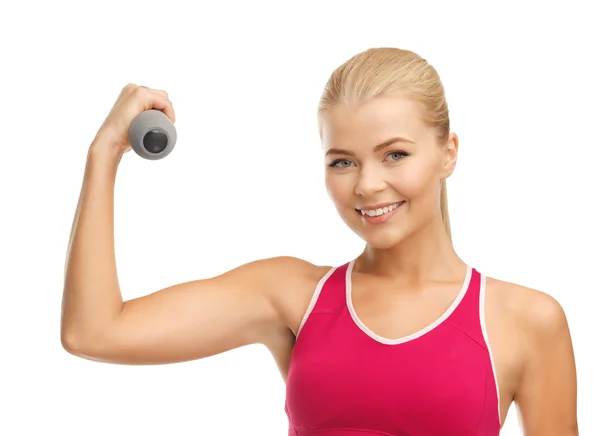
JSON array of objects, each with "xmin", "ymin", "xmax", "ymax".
[
  {"xmin": 479, "ymin": 273, "xmax": 502, "ymax": 425},
  {"xmin": 345, "ymin": 259, "xmax": 472, "ymax": 345}
]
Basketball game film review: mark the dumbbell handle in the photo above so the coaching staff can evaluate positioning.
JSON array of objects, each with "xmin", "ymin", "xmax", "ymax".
[{"xmin": 128, "ymin": 110, "xmax": 177, "ymax": 160}]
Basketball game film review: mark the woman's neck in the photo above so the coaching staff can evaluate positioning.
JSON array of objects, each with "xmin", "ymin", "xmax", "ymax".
[{"xmin": 355, "ymin": 215, "xmax": 465, "ymax": 284}]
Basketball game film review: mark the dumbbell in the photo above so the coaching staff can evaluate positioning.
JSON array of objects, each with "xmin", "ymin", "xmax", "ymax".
[{"xmin": 128, "ymin": 109, "xmax": 177, "ymax": 160}]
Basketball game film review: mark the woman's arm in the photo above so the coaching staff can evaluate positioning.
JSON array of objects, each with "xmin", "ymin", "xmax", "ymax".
[
  {"xmin": 60, "ymin": 84, "xmax": 312, "ymax": 365},
  {"xmin": 513, "ymin": 289, "xmax": 578, "ymax": 435}
]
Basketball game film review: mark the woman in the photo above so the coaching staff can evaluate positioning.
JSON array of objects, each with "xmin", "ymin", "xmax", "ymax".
[{"xmin": 61, "ymin": 48, "xmax": 578, "ymax": 435}]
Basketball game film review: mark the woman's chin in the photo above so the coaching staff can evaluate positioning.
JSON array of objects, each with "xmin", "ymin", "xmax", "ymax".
[{"xmin": 351, "ymin": 225, "xmax": 409, "ymax": 250}]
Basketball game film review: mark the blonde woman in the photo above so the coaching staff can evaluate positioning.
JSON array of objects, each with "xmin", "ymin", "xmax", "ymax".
[{"xmin": 62, "ymin": 48, "xmax": 578, "ymax": 435}]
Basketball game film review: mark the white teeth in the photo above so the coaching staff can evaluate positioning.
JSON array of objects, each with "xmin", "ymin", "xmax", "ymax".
[{"xmin": 360, "ymin": 202, "xmax": 403, "ymax": 217}]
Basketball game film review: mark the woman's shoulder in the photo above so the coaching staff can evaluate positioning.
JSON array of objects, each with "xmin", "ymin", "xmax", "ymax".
[
  {"xmin": 485, "ymin": 275, "xmax": 569, "ymax": 339},
  {"xmin": 248, "ymin": 256, "xmax": 334, "ymax": 302},
  {"xmin": 249, "ymin": 256, "xmax": 336, "ymax": 336},
  {"xmin": 484, "ymin": 275, "xmax": 576, "ymax": 425},
  {"xmin": 255, "ymin": 256, "xmax": 334, "ymax": 282}
]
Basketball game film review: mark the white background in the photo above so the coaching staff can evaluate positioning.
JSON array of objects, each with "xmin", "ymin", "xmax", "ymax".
[{"xmin": 1, "ymin": 1, "xmax": 598, "ymax": 435}]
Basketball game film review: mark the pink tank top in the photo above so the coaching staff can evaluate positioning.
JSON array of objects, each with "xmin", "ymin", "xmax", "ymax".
[{"xmin": 285, "ymin": 260, "xmax": 501, "ymax": 436}]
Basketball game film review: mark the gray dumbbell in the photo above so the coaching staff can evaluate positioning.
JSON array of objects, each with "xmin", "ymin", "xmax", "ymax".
[{"xmin": 128, "ymin": 110, "xmax": 177, "ymax": 160}]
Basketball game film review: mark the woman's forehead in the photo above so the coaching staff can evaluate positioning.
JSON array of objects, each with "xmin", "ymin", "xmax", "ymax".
[{"xmin": 320, "ymin": 96, "xmax": 429, "ymax": 150}]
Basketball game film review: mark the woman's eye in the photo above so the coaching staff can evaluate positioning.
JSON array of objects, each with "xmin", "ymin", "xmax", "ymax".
[
  {"xmin": 329, "ymin": 159, "xmax": 353, "ymax": 168},
  {"xmin": 388, "ymin": 151, "xmax": 409, "ymax": 161}
]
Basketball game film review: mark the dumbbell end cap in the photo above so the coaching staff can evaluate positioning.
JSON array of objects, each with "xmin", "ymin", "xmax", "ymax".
[{"xmin": 143, "ymin": 129, "xmax": 169, "ymax": 154}]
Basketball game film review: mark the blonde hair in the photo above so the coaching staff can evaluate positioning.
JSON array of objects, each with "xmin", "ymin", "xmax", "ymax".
[{"xmin": 318, "ymin": 47, "xmax": 452, "ymax": 240}]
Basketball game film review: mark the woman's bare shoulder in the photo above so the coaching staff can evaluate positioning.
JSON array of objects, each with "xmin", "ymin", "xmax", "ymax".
[
  {"xmin": 264, "ymin": 255, "xmax": 334, "ymax": 293},
  {"xmin": 258, "ymin": 256, "xmax": 335, "ymax": 333},
  {"xmin": 486, "ymin": 275, "xmax": 568, "ymax": 335},
  {"xmin": 253, "ymin": 256, "xmax": 333, "ymax": 286},
  {"xmin": 485, "ymin": 275, "xmax": 576, "ymax": 431}
]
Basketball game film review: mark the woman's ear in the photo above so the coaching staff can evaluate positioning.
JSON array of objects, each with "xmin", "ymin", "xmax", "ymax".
[{"xmin": 442, "ymin": 132, "xmax": 459, "ymax": 179}]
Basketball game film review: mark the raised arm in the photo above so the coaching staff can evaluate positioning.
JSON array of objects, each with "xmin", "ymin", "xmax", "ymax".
[
  {"xmin": 63, "ymin": 253, "xmax": 303, "ymax": 365},
  {"xmin": 60, "ymin": 84, "xmax": 306, "ymax": 365}
]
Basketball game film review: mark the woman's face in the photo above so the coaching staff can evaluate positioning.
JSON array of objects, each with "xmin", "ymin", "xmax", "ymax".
[{"xmin": 321, "ymin": 95, "xmax": 458, "ymax": 249}]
